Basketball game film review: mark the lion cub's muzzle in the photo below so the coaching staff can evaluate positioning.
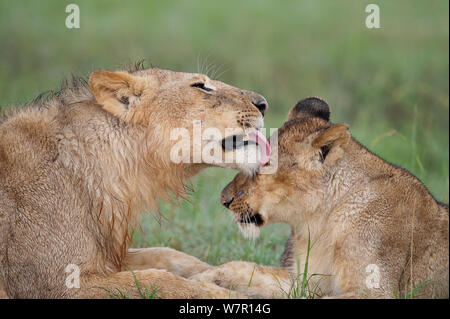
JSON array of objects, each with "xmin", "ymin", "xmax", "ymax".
[
  {"xmin": 221, "ymin": 189, "xmax": 265, "ymax": 227},
  {"xmin": 235, "ymin": 210, "xmax": 264, "ymax": 226}
]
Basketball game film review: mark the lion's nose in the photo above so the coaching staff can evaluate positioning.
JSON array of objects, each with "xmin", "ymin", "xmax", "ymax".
[
  {"xmin": 252, "ymin": 96, "xmax": 269, "ymax": 116},
  {"xmin": 222, "ymin": 197, "xmax": 234, "ymax": 209}
]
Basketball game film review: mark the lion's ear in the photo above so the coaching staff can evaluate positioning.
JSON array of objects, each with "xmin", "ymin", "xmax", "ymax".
[
  {"xmin": 89, "ymin": 70, "xmax": 144, "ymax": 118},
  {"xmin": 287, "ymin": 97, "xmax": 330, "ymax": 122},
  {"xmin": 312, "ymin": 123, "xmax": 350, "ymax": 164}
]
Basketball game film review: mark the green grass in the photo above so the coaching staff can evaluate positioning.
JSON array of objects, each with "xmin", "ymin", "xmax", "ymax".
[
  {"xmin": 0, "ymin": 1, "xmax": 448, "ymax": 272},
  {"xmin": 394, "ymin": 279, "xmax": 433, "ymax": 299},
  {"xmin": 284, "ymin": 229, "xmax": 322, "ymax": 299}
]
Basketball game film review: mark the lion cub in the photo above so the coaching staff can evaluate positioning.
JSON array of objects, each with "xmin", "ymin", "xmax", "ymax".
[{"xmin": 192, "ymin": 97, "xmax": 449, "ymax": 298}]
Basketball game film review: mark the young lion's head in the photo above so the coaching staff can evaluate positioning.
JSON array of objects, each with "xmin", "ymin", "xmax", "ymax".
[
  {"xmin": 221, "ymin": 97, "xmax": 351, "ymax": 238},
  {"xmin": 89, "ymin": 66, "xmax": 270, "ymax": 174}
]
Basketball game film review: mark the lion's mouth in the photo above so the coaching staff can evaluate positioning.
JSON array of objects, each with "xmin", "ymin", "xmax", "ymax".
[
  {"xmin": 221, "ymin": 135, "xmax": 256, "ymax": 150},
  {"xmin": 235, "ymin": 212, "xmax": 264, "ymax": 226},
  {"xmin": 220, "ymin": 129, "xmax": 271, "ymax": 167}
]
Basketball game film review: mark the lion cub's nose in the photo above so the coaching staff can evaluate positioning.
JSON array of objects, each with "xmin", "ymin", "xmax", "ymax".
[{"xmin": 252, "ymin": 96, "xmax": 269, "ymax": 116}]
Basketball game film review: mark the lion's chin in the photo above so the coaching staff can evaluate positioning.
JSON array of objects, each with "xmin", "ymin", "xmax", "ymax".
[{"xmin": 238, "ymin": 223, "xmax": 261, "ymax": 239}]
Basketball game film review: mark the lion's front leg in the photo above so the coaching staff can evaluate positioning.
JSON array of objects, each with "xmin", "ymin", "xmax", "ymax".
[
  {"xmin": 81, "ymin": 268, "xmax": 245, "ymax": 299},
  {"xmin": 190, "ymin": 261, "xmax": 293, "ymax": 298},
  {"xmin": 123, "ymin": 247, "xmax": 212, "ymax": 278}
]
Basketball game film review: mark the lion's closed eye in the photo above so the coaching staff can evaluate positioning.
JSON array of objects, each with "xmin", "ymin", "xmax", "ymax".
[{"xmin": 191, "ymin": 82, "xmax": 213, "ymax": 92}]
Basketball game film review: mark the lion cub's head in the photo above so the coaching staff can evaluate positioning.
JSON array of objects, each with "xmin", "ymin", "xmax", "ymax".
[
  {"xmin": 221, "ymin": 97, "xmax": 351, "ymax": 238},
  {"xmin": 89, "ymin": 67, "xmax": 270, "ymax": 174}
]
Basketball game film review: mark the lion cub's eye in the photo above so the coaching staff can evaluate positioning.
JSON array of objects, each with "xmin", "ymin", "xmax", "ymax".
[{"xmin": 191, "ymin": 82, "xmax": 213, "ymax": 92}]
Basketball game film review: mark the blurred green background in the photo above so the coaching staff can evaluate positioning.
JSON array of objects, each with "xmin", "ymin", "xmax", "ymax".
[{"xmin": 0, "ymin": 0, "xmax": 448, "ymax": 267}]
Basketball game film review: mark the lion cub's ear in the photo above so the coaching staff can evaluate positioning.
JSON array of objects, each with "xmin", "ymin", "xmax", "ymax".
[
  {"xmin": 287, "ymin": 97, "xmax": 330, "ymax": 121},
  {"xmin": 312, "ymin": 124, "xmax": 350, "ymax": 164},
  {"xmin": 89, "ymin": 70, "xmax": 145, "ymax": 118}
]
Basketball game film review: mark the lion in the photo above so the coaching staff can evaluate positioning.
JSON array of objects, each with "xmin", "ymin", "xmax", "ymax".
[
  {"xmin": 0, "ymin": 64, "xmax": 271, "ymax": 298},
  {"xmin": 187, "ymin": 97, "xmax": 449, "ymax": 298}
]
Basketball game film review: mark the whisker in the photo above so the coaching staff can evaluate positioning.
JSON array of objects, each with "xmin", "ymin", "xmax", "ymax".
[
  {"xmin": 201, "ymin": 54, "xmax": 211, "ymax": 75},
  {"xmin": 214, "ymin": 67, "xmax": 229, "ymax": 80},
  {"xmin": 209, "ymin": 63, "xmax": 222, "ymax": 80},
  {"xmin": 205, "ymin": 60, "xmax": 215, "ymax": 78}
]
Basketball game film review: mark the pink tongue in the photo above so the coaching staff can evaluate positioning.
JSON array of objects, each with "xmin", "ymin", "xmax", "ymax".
[{"xmin": 248, "ymin": 129, "xmax": 271, "ymax": 167}]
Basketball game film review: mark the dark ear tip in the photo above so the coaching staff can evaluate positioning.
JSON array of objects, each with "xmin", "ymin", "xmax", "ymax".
[
  {"xmin": 295, "ymin": 96, "xmax": 328, "ymax": 107},
  {"xmin": 291, "ymin": 96, "xmax": 330, "ymax": 121}
]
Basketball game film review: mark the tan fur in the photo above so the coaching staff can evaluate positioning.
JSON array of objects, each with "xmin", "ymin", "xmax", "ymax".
[
  {"xmin": 192, "ymin": 98, "xmax": 449, "ymax": 299},
  {"xmin": 0, "ymin": 65, "xmax": 266, "ymax": 298},
  {"xmin": 123, "ymin": 248, "xmax": 211, "ymax": 278}
]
